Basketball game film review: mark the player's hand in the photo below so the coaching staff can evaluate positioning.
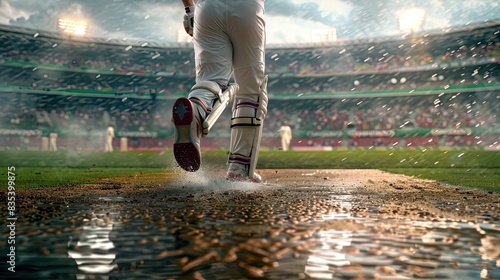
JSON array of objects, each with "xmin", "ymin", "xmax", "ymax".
[{"xmin": 183, "ymin": 5, "xmax": 195, "ymax": 36}]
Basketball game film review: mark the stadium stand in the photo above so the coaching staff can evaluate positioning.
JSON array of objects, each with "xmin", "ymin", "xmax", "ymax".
[{"xmin": 0, "ymin": 21, "xmax": 498, "ymax": 151}]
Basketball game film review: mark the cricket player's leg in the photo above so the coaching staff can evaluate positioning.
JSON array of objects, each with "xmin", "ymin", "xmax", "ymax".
[
  {"xmin": 172, "ymin": 82, "xmax": 223, "ymax": 172},
  {"xmin": 225, "ymin": 0, "xmax": 267, "ymax": 182},
  {"xmin": 107, "ymin": 138, "xmax": 113, "ymax": 152},
  {"xmin": 227, "ymin": 77, "xmax": 268, "ymax": 182},
  {"xmin": 281, "ymin": 137, "xmax": 287, "ymax": 151},
  {"xmin": 172, "ymin": 0, "xmax": 235, "ymax": 173},
  {"xmin": 184, "ymin": 0, "xmax": 267, "ymax": 181},
  {"xmin": 104, "ymin": 139, "xmax": 110, "ymax": 152},
  {"xmin": 172, "ymin": 0, "xmax": 233, "ymax": 172}
]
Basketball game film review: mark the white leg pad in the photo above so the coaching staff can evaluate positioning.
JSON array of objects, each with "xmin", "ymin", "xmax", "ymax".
[{"xmin": 228, "ymin": 76, "xmax": 268, "ymax": 178}]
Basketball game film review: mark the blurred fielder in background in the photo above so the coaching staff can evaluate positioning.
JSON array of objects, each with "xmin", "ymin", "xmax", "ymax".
[
  {"xmin": 105, "ymin": 123, "xmax": 114, "ymax": 152},
  {"xmin": 49, "ymin": 129, "xmax": 58, "ymax": 151},
  {"xmin": 279, "ymin": 121, "xmax": 292, "ymax": 151},
  {"xmin": 172, "ymin": 0, "xmax": 267, "ymax": 182}
]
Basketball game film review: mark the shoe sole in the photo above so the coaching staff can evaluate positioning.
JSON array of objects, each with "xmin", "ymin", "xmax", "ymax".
[{"xmin": 172, "ymin": 98, "xmax": 200, "ymax": 172}]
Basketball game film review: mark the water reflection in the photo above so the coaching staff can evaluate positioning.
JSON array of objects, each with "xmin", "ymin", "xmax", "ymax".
[
  {"xmin": 67, "ymin": 210, "xmax": 118, "ymax": 279},
  {"xmin": 305, "ymin": 231, "xmax": 353, "ymax": 278},
  {"xmin": 302, "ymin": 216, "xmax": 500, "ymax": 279},
  {"xmin": 4, "ymin": 188, "xmax": 499, "ymax": 279},
  {"xmin": 480, "ymin": 235, "xmax": 500, "ymax": 264}
]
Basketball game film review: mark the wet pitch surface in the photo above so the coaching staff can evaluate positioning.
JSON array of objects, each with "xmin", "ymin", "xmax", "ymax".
[{"xmin": 1, "ymin": 169, "xmax": 499, "ymax": 279}]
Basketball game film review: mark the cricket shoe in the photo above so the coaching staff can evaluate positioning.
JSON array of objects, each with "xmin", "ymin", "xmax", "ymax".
[
  {"xmin": 172, "ymin": 97, "xmax": 201, "ymax": 172},
  {"xmin": 226, "ymin": 162, "xmax": 262, "ymax": 183}
]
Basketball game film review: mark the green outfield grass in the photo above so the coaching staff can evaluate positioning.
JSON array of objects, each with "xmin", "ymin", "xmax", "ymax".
[
  {"xmin": 0, "ymin": 149, "xmax": 498, "ymax": 192},
  {"xmin": 2, "ymin": 167, "xmax": 167, "ymax": 188},
  {"xmin": 382, "ymin": 168, "xmax": 499, "ymax": 193}
]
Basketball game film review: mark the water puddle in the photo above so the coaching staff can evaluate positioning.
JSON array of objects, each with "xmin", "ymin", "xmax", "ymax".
[{"xmin": 3, "ymin": 183, "xmax": 499, "ymax": 279}]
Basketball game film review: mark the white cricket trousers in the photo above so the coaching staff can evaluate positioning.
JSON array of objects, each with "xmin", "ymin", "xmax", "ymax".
[
  {"xmin": 193, "ymin": 0, "xmax": 266, "ymax": 96},
  {"xmin": 105, "ymin": 137, "xmax": 113, "ymax": 152},
  {"xmin": 192, "ymin": 0, "xmax": 267, "ymax": 164}
]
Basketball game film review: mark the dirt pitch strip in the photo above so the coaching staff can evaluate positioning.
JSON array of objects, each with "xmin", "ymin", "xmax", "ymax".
[{"xmin": 10, "ymin": 169, "xmax": 498, "ymax": 220}]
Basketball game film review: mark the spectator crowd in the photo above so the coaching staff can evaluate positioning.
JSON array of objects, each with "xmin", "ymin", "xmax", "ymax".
[
  {"xmin": 1, "ymin": 91, "xmax": 497, "ymax": 138},
  {"xmin": 0, "ymin": 22, "xmax": 498, "ymax": 141},
  {"xmin": 0, "ymin": 22, "xmax": 499, "ymax": 97}
]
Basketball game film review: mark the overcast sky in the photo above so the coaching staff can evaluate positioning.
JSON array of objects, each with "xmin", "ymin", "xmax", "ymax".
[{"xmin": 0, "ymin": 0, "xmax": 499, "ymax": 44}]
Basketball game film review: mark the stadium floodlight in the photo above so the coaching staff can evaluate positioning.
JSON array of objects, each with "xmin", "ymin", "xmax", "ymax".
[
  {"xmin": 397, "ymin": 8, "xmax": 425, "ymax": 33},
  {"xmin": 57, "ymin": 18, "xmax": 88, "ymax": 35}
]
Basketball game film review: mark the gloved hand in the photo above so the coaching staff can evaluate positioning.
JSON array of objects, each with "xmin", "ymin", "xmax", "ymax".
[{"xmin": 183, "ymin": 5, "xmax": 195, "ymax": 36}]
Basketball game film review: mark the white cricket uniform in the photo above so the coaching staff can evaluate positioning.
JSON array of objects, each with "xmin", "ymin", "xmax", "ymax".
[
  {"xmin": 279, "ymin": 125, "xmax": 292, "ymax": 151},
  {"xmin": 193, "ymin": 0, "xmax": 266, "ymax": 94},
  {"xmin": 49, "ymin": 132, "xmax": 58, "ymax": 151},
  {"xmin": 191, "ymin": 0, "xmax": 267, "ymax": 174},
  {"xmin": 105, "ymin": 126, "xmax": 114, "ymax": 152}
]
